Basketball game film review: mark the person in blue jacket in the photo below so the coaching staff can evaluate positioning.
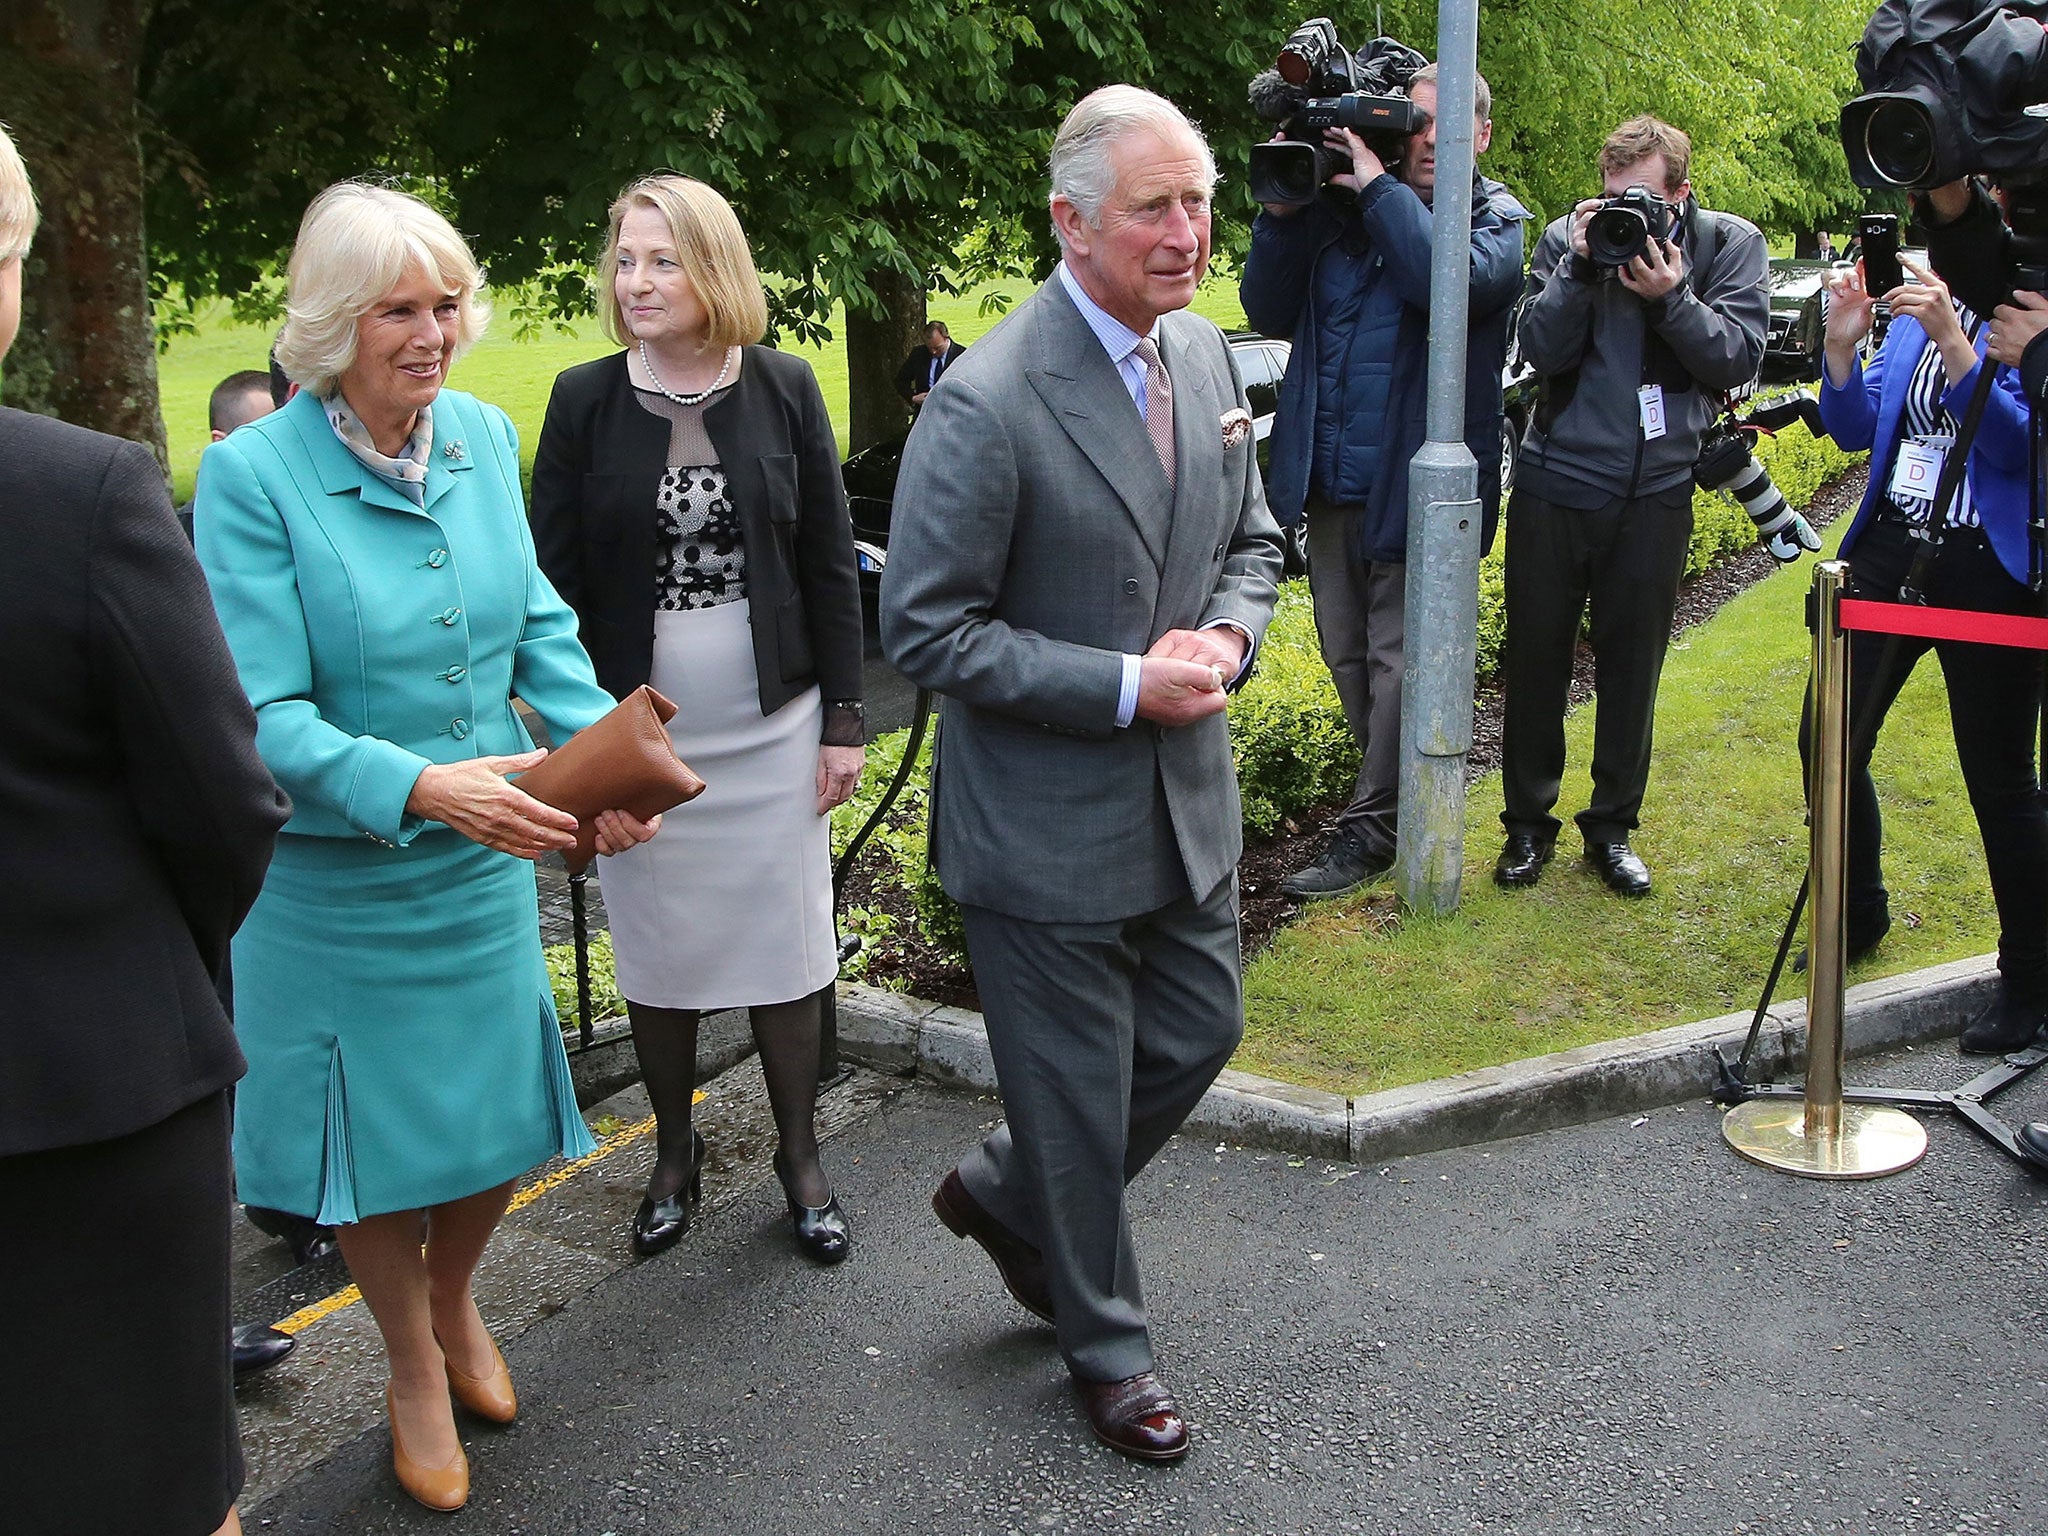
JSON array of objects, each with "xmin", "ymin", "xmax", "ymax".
[
  {"xmin": 194, "ymin": 183, "xmax": 658, "ymax": 1513},
  {"xmin": 1814, "ymin": 255, "xmax": 2047, "ymax": 1059},
  {"xmin": 1241, "ymin": 63, "xmax": 1528, "ymax": 900}
]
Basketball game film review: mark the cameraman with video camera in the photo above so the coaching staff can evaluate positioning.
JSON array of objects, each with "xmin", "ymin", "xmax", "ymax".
[
  {"xmin": 1241, "ymin": 53, "xmax": 1529, "ymax": 901},
  {"xmin": 1493, "ymin": 117, "xmax": 1769, "ymax": 899}
]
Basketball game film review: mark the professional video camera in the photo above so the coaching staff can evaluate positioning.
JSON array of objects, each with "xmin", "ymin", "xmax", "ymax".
[
  {"xmin": 1247, "ymin": 20, "xmax": 1429, "ymax": 207},
  {"xmin": 1694, "ymin": 392, "xmax": 1827, "ymax": 563},
  {"xmin": 1840, "ymin": 0, "xmax": 2048, "ymax": 312},
  {"xmin": 1840, "ymin": 0, "xmax": 2048, "ymax": 191},
  {"xmin": 1585, "ymin": 185, "xmax": 1681, "ymax": 267}
]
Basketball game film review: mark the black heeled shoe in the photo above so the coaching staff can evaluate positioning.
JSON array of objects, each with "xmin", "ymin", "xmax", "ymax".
[
  {"xmin": 773, "ymin": 1149, "xmax": 850, "ymax": 1265},
  {"xmin": 631, "ymin": 1131, "xmax": 706, "ymax": 1257}
]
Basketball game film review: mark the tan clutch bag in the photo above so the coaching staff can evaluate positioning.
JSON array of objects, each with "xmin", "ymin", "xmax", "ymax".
[{"xmin": 518, "ymin": 685, "xmax": 706, "ymax": 873}]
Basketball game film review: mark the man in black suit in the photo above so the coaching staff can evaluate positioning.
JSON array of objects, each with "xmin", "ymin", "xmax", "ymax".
[{"xmin": 894, "ymin": 320, "xmax": 965, "ymax": 412}]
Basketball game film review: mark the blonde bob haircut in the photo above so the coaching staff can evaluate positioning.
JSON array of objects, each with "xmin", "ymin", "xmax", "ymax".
[
  {"xmin": 275, "ymin": 182, "xmax": 490, "ymax": 398},
  {"xmin": 0, "ymin": 122, "xmax": 39, "ymax": 263},
  {"xmin": 599, "ymin": 175, "xmax": 767, "ymax": 349}
]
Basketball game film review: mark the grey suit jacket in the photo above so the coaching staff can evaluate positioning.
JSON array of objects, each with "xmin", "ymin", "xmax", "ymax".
[{"xmin": 880, "ymin": 276, "xmax": 1283, "ymax": 925}]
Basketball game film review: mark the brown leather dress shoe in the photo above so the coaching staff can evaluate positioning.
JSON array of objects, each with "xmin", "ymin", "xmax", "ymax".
[
  {"xmin": 444, "ymin": 1336, "xmax": 517, "ymax": 1424},
  {"xmin": 1076, "ymin": 1372, "xmax": 1189, "ymax": 1461},
  {"xmin": 932, "ymin": 1169, "xmax": 1055, "ymax": 1323}
]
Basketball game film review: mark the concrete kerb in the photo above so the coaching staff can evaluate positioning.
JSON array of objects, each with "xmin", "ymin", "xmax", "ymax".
[{"xmin": 831, "ymin": 954, "xmax": 2003, "ymax": 1163}]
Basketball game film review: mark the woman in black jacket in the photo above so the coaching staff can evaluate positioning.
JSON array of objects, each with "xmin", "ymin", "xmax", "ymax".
[
  {"xmin": 0, "ymin": 122, "xmax": 291, "ymax": 1536},
  {"xmin": 531, "ymin": 174, "xmax": 865, "ymax": 1263}
]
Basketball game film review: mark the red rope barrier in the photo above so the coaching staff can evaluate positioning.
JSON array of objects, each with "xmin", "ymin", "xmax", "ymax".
[{"xmin": 1838, "ymin": 597, "xmax": 2048, "ymax": 652}]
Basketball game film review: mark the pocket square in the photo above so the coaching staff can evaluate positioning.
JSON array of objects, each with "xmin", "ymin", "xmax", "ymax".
[{"xmin": 1220, "ymin": 408, "xmax": 1253, "ymax": 450}]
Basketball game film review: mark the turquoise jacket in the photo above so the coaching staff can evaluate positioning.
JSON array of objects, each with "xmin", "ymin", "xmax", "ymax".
[{"xmin": 194, "ymin": 387, "xmax": 614, "ymax": 845}]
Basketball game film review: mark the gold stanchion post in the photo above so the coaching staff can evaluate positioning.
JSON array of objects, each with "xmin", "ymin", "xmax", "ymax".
[{"xmin": 1723, "ymin": 562, "xmax": 1927, "ymax": 1178}]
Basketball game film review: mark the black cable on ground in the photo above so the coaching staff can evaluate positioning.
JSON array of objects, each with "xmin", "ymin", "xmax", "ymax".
[{"xmin": 832, "ymin": 686, "xmax": 935, "ymax": 914}]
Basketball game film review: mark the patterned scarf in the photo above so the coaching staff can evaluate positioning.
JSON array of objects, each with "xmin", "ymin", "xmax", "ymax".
[{"xmin": 326, "ymin": 396, "xmax": 434, "ymax": 506}]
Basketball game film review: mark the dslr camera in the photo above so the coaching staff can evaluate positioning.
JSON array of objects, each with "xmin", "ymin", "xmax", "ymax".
[
  {"xmin": 1248, "ymin": 20, "xmax": 1429, "ymax": 207},
  {"xmin": 1585, "ymin": 185, "xmax": 1680, "ymax": 267},
  {"xmin": 1694, "ymin": 392, "xmax": 1826, "ymax": 564}
]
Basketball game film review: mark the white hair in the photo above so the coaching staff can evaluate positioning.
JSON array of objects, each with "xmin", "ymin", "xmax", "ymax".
[
  {"xmin": 0, "ymin": 121, "xmax": 38, "ymax": 263},
  {"xmin": 275, "ymin": 182, "xmax": 490, "ymax": 398},
  {"xmin": 1048, "ymin": 85, "xmax": 1216, "ymax": 246}
]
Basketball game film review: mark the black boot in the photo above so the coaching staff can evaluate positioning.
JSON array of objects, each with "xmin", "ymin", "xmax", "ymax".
[
  {"xmin": 1959, "ymin": 987, "xmax": 2048, "ymax": 1056},
  {"xmin": 1279, "ymin": 828, "xmax": 1391, "ymax": 901}
]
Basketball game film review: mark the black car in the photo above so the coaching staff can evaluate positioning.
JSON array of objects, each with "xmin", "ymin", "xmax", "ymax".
[
  {"xmin": 1764, "ymin": 257, "xmax": 1833, "ymax": 380},
  {"xmin": 1499, "ymin": 301, "xmax": 1538, "ymax": 507},
  {"xmin": 842, "ymin": 330, "xmax": 1305, "ymax": 584}
]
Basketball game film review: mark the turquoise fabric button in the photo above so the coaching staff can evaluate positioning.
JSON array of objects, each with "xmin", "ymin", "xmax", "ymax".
[
  {"xmin": 437, "ymin": 665, "xmax": 467, "ymax": 684},
  {"xmin": 438, "ymin": 606, "xmax": 462, "ymax": 626},
  {"xmin": 427, "ymin": 548, "xmax": 448, "ymax": 568},
  {"xmin": 450, "ymin": 718, "xmax": 470, "ymax": 740}
]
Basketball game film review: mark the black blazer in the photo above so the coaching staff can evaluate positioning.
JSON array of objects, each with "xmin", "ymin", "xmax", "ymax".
[
  {"xmin": 0, "ymin": 409, "xmax": 289, "ymax": 1156},
  {"xmin": 895, "ymin": 341, "xmax": 966, "ymax": 404},
  {"xmin": 530, "ymin": 348, "xmax": 864, "ymax": 727}
]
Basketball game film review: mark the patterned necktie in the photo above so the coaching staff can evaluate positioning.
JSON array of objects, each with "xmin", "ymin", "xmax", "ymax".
[{"xmin": 1133, "ymin": 336, "xmax": 1175, "ymax": 488}]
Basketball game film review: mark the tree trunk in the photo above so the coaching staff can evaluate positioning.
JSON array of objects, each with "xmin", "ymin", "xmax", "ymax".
[
  {"xmin": 845, "ymin": 264, "xmax": 924, "ymax": 454},
  {"xmin": 1792, "ymin": 229, "xmax": 1820, "ymax": 259},
  {"xmin": 0, "ymin": 0, "xmax": 167, "ymax": 469}
]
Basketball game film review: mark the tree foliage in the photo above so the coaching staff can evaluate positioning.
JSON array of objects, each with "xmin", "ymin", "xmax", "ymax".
[{"xmin": 18, "ymin": 0, "xmax": 1880, "ymax": 450}]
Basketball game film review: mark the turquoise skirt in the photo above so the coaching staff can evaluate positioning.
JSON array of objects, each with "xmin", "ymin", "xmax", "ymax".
[{"xmin": 231, "ymin": 829, "xmax": 594, "ymax": 1223}]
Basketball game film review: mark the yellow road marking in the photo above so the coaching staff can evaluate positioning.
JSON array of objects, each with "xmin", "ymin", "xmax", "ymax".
[{"xmin": 269, "ymin": 1099, "xmax": 686, "ymax": 1337}]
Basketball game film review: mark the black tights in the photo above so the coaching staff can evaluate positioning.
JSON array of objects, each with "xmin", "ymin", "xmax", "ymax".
[
  {"xmin": 628, "ymin": 992, "xmax": 831, "ymax": 1207},
  {"xmin": 1799, "ymin": 518, "xmax": 2048, "ymax": 1002}
]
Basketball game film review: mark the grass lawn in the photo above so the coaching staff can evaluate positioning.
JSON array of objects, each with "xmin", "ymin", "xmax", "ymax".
[
  {"xmin": 1236, "ymin": 514, "xmax": 2003, "ymax": 1097},
  {"xmin": 158, "ymin": 274, "xmax": 1253, "ymax": 502}
]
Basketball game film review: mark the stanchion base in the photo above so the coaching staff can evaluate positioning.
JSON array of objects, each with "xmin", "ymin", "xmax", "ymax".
[{"xmin": 1722, "ymin": 1099, "xmax": 1929, "ymax": 1179}]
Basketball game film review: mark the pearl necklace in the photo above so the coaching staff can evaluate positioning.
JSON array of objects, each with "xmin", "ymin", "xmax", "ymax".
[{"xmin": 638, "ymin": 340, "xmax": 735, "ymax": 407}]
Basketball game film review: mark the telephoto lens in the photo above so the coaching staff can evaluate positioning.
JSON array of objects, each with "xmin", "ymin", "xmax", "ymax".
[{"xmin": 1695, "ymin": 432, "xmax": 1821, "ymax": 564}]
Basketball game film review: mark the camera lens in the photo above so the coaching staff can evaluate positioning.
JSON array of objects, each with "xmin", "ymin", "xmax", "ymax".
[
  {"xmin": 1248, "ymin": 142, "xmax": 1321, "ymax": 207},
  {"xmin": 1864, "ymin": 100, "xmax": 1934, "ymax": 188},
  {"xmin": 1586, "ymin": 206, "xmax": 1649, "ymax": 267}
]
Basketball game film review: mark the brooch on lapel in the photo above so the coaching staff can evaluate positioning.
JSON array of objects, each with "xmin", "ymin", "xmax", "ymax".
[
  {"xmin": 443, "ymin": 440, "xmax": 467, "ymax": 462},
  {"xmin": 1219, "ymin": 408, "xmax": 1253, "ymax": 451}
]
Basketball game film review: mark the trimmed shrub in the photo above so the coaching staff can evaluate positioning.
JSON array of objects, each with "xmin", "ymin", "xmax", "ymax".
[{"xmin": 1229, "ymin": 584, "xmax": 1359, "ymax": 838}]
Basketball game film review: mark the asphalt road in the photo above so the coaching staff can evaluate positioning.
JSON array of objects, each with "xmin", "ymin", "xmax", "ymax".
[{"xmin": 247, "ymin": 1047, "xmax": 2048, "ymax": 1534}]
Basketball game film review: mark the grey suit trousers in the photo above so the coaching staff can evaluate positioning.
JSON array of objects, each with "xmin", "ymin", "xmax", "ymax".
[
  {"xmin": 1305, "ymin": 494, "xmax": 1405, "ymax": 861},
  {"xmin": 956, "ymin": 875, "xmax": 1243, "ymax": 1382}
]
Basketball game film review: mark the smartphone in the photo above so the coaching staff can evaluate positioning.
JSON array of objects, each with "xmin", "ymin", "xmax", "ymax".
[{"xmin": 1858, "ymin": 213, "xmax": 1903, "ymax": 296}]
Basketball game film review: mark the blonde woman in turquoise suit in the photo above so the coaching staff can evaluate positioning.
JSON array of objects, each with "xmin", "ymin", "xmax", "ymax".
[{"xmin": 194, "ymin": 182, "xmax": 658, "ymax": 1514}]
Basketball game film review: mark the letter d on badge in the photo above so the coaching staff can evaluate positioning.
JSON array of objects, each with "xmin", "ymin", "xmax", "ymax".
[{"xmin": 1638, "ymin": 384, "xmax": 1667, "ymax": 441}]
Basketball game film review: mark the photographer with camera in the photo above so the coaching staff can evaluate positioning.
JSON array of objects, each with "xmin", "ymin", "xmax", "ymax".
[
  {"xmin": 1241, "ymin": 60, "xmax": 1529, "ymax": 900},
  {"xmin": 1810, "ymin": 254, "xmax": 2048, "ymax": 1053},
  {"xmin": 1493, "ymin": 117, "xmax": 1769, "ymax": 898}
]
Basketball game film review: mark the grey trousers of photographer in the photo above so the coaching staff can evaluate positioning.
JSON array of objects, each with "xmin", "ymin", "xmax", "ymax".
[{"xmin": 1306, "ymin": 494, "xmax": 1404, "ymax": 862}]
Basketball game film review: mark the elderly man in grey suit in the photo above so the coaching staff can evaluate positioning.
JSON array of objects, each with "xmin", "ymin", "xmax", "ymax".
[{"xmin": 881, "ymin": 85, "xmax": 1283, "ymax": 1461}]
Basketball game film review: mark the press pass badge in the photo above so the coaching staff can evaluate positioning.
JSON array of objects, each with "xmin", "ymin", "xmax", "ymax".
[
  {"xmin": 1889, "ymin": 438, "xmax": 1945, "ymax": 503},
  {"xmin": 1638, "ymin": 384, "xmax": 1667, "ymax": 440}
]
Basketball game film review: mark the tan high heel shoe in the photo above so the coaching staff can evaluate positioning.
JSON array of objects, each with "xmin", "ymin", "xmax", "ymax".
[
  {"xmin": 444, "ymin": 1335, "xmax": 517, "ymax": 1424},
  {"xmin": 385, "ymin": 1383, "xmax": 469, "ymax": 1512}
]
